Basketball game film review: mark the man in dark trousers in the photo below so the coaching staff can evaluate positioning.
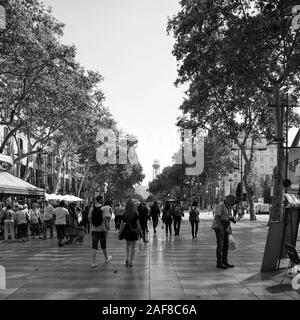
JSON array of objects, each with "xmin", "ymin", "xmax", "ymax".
[
  {"xmin": 172, "ymin": 200, "xmax": 183, "ymax": 236},
  {"xmin": 212, "ymin": 195, "xmax": 236, "ymax": 269},
  {"xmin": 137, "ymin": 202, "xmax": 149, "ymax": 242},
  {"xmin": 150, "ymin": 201, "xmax": 161, "ymax": 234}
]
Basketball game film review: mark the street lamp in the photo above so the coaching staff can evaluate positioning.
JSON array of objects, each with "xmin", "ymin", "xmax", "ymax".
[{"xmin": 229, "ymin": 177, "xmax": 233, "ymax": 194}]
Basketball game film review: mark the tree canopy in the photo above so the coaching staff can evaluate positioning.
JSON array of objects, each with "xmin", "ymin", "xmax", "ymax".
[{"xmin": 168, "ymin": 0, "xmax": 300, "ymax": 220}]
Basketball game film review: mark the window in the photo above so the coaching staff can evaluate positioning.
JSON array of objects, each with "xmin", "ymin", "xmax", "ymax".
[
  {"xmin": 234, "ymin": 174, "xmax": 238, "ymax": 179},
  {"xmin": 270, "ymin": 158, "xmax": 274, "ymax": 163},
  {"xmin": 260, "ymin": 157, "xmax": 264, "ymax": 163},
  {"xmin": 270, "ymin": 149, "xmax": 274, "ymax": 154}
]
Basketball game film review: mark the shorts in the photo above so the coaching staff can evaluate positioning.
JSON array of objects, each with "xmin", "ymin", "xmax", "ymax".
[
  {"xmin": 92, "ymin": 231, "xmax": 107, "ymax": 250},
  {"xmin": 56, "ymin": 225, "xmax": 66, "ymax": 239}
]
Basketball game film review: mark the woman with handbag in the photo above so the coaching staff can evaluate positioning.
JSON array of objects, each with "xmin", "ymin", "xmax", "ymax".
[{"xmin": 119, "ymin": 199, "xmax": 141, "ymax": 267}]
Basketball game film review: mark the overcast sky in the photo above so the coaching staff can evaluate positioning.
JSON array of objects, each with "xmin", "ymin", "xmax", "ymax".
[
  {"xmin": 40, "ymin": 0, "xmax": 300, "ymax": 186},
  {"xmin": 41, "ymin": 0, "xmax": 184, "ymax": 185}
]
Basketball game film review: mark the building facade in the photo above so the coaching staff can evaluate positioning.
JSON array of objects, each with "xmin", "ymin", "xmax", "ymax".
[
  {"xmin": 228, "ymin": 137, "xmax": 277, "ymax": 195},
  {"xmin": 0, "ymin": 125, "xmax": 84, "ymax": 195}
]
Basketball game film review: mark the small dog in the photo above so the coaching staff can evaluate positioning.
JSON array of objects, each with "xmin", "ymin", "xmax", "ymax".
[{"xmin": 75, "ymin": 224, "xmax": 85, "ymax": 244}]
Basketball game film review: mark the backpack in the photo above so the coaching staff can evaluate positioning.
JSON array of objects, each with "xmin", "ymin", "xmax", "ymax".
[
  {"xmin": 91, "ymin": 206, "xmax": 103, "ymax": 227},
  {"xmin": 189, "ymin": 207, "xmax": 198, "ymax": 222},
  {"xmin": 173, "ymin": 205, "xmax": 182, "ymax": 217}
]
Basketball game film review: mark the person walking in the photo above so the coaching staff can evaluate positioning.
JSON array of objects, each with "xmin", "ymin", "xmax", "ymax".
[
  {"xmin": 30, "ymin": 203, "xmax": 41, "ymax": 239},
  {"xmin": 53, "ymin": 200, "xmax": 69, "ymax": 247},
  {"xmin": 189, "ymin": 201, "xmax": 200, "ymax": 239},
  {"xmin": 82, "ymin": 204, "xmax": 90, "ymax": 234},
  {"xmin": 42, "ymin": 200, "xmax": 54, "ymax": 239},
  {"xmin": 137, "ymin": 202, "xmax": 149, "ymax": 242},
  {"xmin": 23, "ymin": 204, "xmax": 30, "ymax": 241},
  {"xmin": 211, "ymin": 194, "xmax": 236, "ymax": 269},
  {"xmin": 15, "ymin": 204, "xmax": 28, "ymax": 242},
  {"xmin": 114, "ymin": 203, "xmax": 124, "ymax": 230},
  {"xmin": 3, "ymin": 204, "xmax": 15, "ymax": 241},
  {"xmin": 149, "ymin": 201, "xmax": 160, "ymax": 234},
  {"xmin": 120, "ymin": 199, "xmax": 141, "ymax": 267},
  {"xmin": 89, "ymin": 196, "xmax": 112, "ymax": 268},
  {"xmin": 65, "ymin": 203, "xmax": 78, "ymax": 244},
  {"xmin": 162, "ymin": 201, "xmax": 173, "ymax": 237},
  {"xmin": 102, "ymin": 201, "xmax": 113, "ymax": 231},
  {"xmin": 172, "ymin": 200, "xmax": 183, "ymax": 236}
]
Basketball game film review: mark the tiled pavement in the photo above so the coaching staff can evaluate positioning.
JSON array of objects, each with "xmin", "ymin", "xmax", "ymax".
[{"xmin": 0, "ymin": 213, "xmax": 300, "ymax": 300}]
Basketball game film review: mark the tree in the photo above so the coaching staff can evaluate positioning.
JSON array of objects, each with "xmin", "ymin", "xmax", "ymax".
[
  {"xmin": 167, "ymin": 0, "xmax": 300, "ymax": 221},
  {"xmin": 0, "ymin": 0, "xmax": 76, "ymax": 152},
  {"xmin": 148, "ymin": 131, "xmax": 233, "ymax": 206}
]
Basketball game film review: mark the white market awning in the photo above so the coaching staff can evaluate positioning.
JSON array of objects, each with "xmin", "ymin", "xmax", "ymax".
[
  {"xmin": 0, "ymin": 170, "xmax": 45, "ymax": 196},
  {"xmin": 63, "ymin": 194, "xmax": 84, "ymax": 202},
  {"xmin": 45, "ymin": 193, "xmax": 65, "ymax": 201}
]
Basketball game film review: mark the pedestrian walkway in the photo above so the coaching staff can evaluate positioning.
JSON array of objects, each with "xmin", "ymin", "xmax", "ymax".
[{"xmin": 0, "ymin": 214, "xmax": 299, "ymax": 300}]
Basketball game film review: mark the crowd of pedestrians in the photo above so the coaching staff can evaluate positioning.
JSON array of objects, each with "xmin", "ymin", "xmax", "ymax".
[
  {"xmin": 0, "ymin": 199, "xmax": 85, "ymax": 244},
  {"xmin": 1, "ymin": 194, "xmax": 237, "ymax": 271}
]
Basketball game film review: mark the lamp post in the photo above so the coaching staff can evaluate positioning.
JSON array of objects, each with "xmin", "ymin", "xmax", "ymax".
[{"xmin": 229, "ymin": 177, "xmax": 233, "ymax": 194}]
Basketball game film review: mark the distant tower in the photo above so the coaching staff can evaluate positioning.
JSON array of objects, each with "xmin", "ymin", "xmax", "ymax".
[{"xmin": 152, "ymin": 159, "xmax": 160, "ymax": 180}]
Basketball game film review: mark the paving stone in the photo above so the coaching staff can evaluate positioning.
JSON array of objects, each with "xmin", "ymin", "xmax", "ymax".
[{"xmin": 0, "ymin": 215, "xmax": 299, "ymax": 300}]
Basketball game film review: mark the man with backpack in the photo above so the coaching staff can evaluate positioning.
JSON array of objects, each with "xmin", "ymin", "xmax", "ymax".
[
  {"xmin": 88, "ymin": 195, "xmax": 112, "ymax": 268},
  {"xmin": 172, "ymin": 200, "xmax": 183, "ymax": 236}
]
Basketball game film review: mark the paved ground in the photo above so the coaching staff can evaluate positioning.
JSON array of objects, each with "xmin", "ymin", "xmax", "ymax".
[{"xmin": 0, "ymin": 212, "xmax": 299, "ymax": 300}]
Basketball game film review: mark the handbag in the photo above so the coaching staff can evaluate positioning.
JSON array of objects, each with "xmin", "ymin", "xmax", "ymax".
[
  {"xmin": 118, "ymin": 221, "xmax": 127, "ymax": 240},
  {"xmin": 228, "ymin": 234, "xmax": 237, "ymax": 250}
]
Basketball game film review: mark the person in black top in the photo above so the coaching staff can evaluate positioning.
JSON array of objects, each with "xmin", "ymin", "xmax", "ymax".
[
  {"xmin": 137, "ymin": 202, "xmax": 149, "ymax": 242},
  {"xmin": 120, "ymin": 199, "xmax": 141, "ymax": 267},
  {"xmin": 162, "ymin": 201, "xmax": 173, "ymax": 237},
  {"xmin": 150, "ymin": 201, "xmax": 161, "ymax": 233}
]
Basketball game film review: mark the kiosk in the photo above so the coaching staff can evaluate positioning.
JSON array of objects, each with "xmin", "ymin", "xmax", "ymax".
[{"xmin": 261, "ymin": 194, "xmax": 300, "ymax": 272}]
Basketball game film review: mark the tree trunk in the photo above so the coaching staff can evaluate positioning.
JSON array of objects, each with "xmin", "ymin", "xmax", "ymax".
[
  {"xmin": 243, "ymin": 176, "xmax": 256, "ymax": 220},
  {"xmin": 23, "ymin": 154, "xmax": 33, "ymax": 182},
  {"xmin": 241, "ymin": 149, "xmax": 256, "ymax": 221},
  {"xmin": 270, "ymin": 85, "xmax": 284, "ymax": 222},
  {"xmin": 77, "ymin": 163, "xmax": 90, "ymax": 197},
  {"xmin": 53, "ymin": 157, "xmax": 64, "ymax": 194}
]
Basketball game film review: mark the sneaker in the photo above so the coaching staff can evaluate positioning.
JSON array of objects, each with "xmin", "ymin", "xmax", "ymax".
[
  {"xmin": 125, "ymin": 260, "xmax": 129, "ymax": 265},
  {"xmin": 216, "ymin": 264, "xmax": 228, "ymax": 269},
  {"xmin": 91, "ymin": 263, "xmax": 98, "ymax": 269},
  {"xmin": 105, "ymin": 255, "xmax": 112, "ymax": 263}
]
